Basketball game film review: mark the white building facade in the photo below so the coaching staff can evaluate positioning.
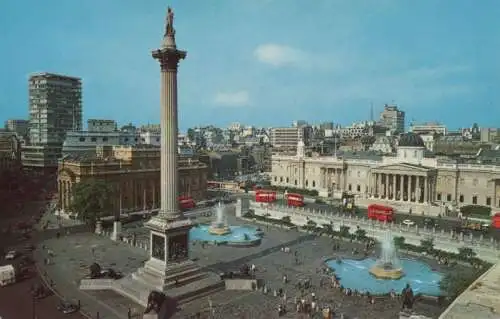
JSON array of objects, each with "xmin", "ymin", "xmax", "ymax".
[{"xmin": 271, "ymin": 133, "xmax": 500, "ymax": 214}]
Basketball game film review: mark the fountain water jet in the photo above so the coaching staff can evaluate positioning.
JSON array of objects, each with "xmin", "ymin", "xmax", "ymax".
[
  {"xmin": 369, "ymin": 231, "xmax": 404, "ymax": 280},
  {"xmin": 208, "ymin": 202, "xmax": 231, "ymax": 236}
]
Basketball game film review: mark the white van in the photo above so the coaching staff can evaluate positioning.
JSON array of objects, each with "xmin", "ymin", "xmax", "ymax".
[{"xmin": 0, "ymin": 265, "xmax": 16, "ymax": 286}]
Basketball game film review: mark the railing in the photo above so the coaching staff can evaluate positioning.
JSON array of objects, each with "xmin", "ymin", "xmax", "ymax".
[{"xmin": 249, "ymin": 202, "xmax": 500, "ymax": 249}]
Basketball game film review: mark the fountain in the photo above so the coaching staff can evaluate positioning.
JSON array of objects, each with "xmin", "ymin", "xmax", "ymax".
[
  {"xmin": 369, "ymin": 231, "xmax": 404, "ymax": 280},
  {"xmin": 208, "ymin": 202, "xmax": 232, "ymax": 236}
]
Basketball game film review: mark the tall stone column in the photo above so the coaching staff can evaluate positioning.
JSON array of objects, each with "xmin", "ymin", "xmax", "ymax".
[
  {"xmin": 384, "ymin": 174, "xmax": 388, "ymax": 198},
  {"xmin": 399, "ymin": 175, "xmax": 404, "ymax": 201},
  {"xmin": 391, "ymin": 174, "xmax": 396, "ymax": 200},
  {"xmin": 423, "ymin": 177, "xmax": 428, "ymax": 203},
  {"xmin": 153, "ymin": 38, "xmax": 186, "ymax": 220},
  {"xmin": 407, "ymin": 176, "xmax": 412, "ymax": 202}
]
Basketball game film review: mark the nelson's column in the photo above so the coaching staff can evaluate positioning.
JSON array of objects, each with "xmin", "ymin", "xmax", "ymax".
[{"xmin": 122, "ymin": 8, "xmax": 221, "ymax": 304}]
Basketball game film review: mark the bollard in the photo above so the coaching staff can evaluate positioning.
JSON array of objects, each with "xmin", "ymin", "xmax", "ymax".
[
  {"xmin": 78, "ymin": 300, "xmax": 81, "ymax": 310},
  {"xmin": 96, "ymin": 312, "xmax": 100, "ymax": 319}
]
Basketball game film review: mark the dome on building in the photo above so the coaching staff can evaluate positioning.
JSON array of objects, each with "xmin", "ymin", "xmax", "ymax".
[{"xmin": 398, "ymin": 132, "xmax": 425, "ymax": 148}]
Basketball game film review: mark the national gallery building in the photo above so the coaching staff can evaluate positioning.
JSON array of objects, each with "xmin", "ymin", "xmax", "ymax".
[
  {"xmin": 57, "ymin": 145, "xmax": 208, "ymax": 215},
  {"xmin": 271, "ymin": 133, "xmax": 500, "ymax": 214}
]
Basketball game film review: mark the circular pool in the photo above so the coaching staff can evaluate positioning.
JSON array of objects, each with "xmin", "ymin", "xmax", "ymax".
[
  {"xmin": 190, "ymin": 224, "xmax": 262, "ymax": 246},
  {"xmin": 325, "ymin": 258, "xmax": 443, "ymax": 296}
]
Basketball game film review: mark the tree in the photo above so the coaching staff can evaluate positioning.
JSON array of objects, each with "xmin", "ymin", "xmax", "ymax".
[
  {"xmin": 420, "ymin": 238, "xmax": 434, "ymax": 253},
  {"xmin": 457, "ymin": 247, "xmax": 477, "ymax": 261},
  {"xmin": 440, "ymin": 268, "xmax": 483, "ymax": 299},
  {"xmin": 393, "ymin": 236, "xmax": 406, "ymax": 249},
  {"xmin": 70, "ymin": 179, "xmax": 115, "ymax": 226},
  {"xmin": 354, "ymin": 228, "xmax": 367, "ymax": 241},
  {"xmin": 305, "ymin": 219, "xmax": 317, "ymax": 231},
  {"xmin": 322, "ymin": 223, "xmax": 333, "ymax": 236},
  {"xmin": 339, "ymin": 225, "xmax": 350, "ymax": 238},
  {"xmin": 186, "ymin": 128, "xmax": 196, "ymax": 142},
  {"xmin": 281, "ymin": 216, "xmax": 291, "ymax": 226}
]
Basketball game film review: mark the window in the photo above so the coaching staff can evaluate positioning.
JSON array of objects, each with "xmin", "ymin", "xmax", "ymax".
[
  {"xmin": 437, "ymin": 193, "xmax": 441, "ymax": 201},
  {"xmin": 413, "ymin": 150, "xmax": 417, "ymax": 157},
  {"xmin": 348, "ymin": 184, "xmax": 352, "ymax": 191},
  {"xmin": 356, "ymin": 184, "xmax": 360, "ymax": 192},
  {"xmin": 447, "ymin": 194, "xmax": 452, "ymax": 202},
  {"xmin": 459, "ymin": 195, "xmax": 464, "ymax": 203},
  {"xmin": 305, "ymin": 180, "xmax": 309, "ymax": 187},
  {"xmin": 486, "ymin": 197, "xmax": 491, "ymax": 206},
  {"xmin": 79, "ymin": 137, "xmax": 85, "ymax": 142},
  {"xmin": 102, "ymin": 137, "xmax": 108, "ymax": 142},
  {"xmin": 312, "ymin": 181, "xmax": 316, "ymax": 187},
  {"xmin": 274, "ymin": 176, "xmax": 277, "ymax": 182},
  {"xmin": 156, "ymin": 138, "xmax": 160, "ymax": 142},
  {"xmin": 472, "ymin": 196, "xmax": 477, "ymax": 205},
  {"xmin": 91, "ymin": 137, "xmax": 97, "ymax": 142},
  {"xmin": 294, "ymin": 180, "xmax": 297, "ymax": 186},
  {"xmin": 124, "ymin": 138, "xmax": 129, "ymax": 142},
  {"xmin": 280, "ymin": 177, "xmax": 283, "ymax": 182},
  {"xmin": 286, "ymin": 177, "xmax": 289, "ymax": 183}
]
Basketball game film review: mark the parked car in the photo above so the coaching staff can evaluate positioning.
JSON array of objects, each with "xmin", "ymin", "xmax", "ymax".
[
  {"xmin": 5, "ymin": 250, "xmax": 19, "ymax": 260},
  {"xmin": 57, "ymin": 302, "xmax": 79, "ymax": 314},
  {"xmin": 402, "ymin": 220, "xmax": 415, "ymax": 226}
]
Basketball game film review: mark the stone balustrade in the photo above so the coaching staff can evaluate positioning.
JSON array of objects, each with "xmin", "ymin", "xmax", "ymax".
[{"xmin": 249, "ymin": 202, "xmax": 500, "ymax": 263}]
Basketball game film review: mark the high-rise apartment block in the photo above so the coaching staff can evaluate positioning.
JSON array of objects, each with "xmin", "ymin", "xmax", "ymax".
[
  {"xmin": 379, "ymin": 104, "xmax": 405, "ymax": 134},
  {"xmin": 270, "ymin": 126, "xmax": 312, "ymax": 150},
  {"xmin": 22, "ymin": 73, "xmax": 82, "ymax": 171},
  {"xmin": 4, "ymin": 119, "xmax": 29, "ymax": 137}
]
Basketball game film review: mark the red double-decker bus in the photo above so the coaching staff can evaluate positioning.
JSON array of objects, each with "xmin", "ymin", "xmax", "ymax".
[
  {"xmin": 255, "ymin": 190, "xmax": 277, "ymax": 203},
  {"xmin": 492, "ymin": 213, "xmax": 500, "ymax": 229},
  {"xmin": 367, "ymin": 204, "xmax": 394, "ymax": 222},
  {"xmin": 286, "ymin": 193, "xmax": 304, "ymax": 207},
  {"xmin": 179, "ymin": 196, "xmax": 196, "ymax": 211},
  {"xmin": 207, "ymin": 181, "xmax": 223, "ymax": 189}
]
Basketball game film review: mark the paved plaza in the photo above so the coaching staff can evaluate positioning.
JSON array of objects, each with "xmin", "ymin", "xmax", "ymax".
[{"xmin": 35, "ymin": 214, "xmax": 451, "ymax": 318}]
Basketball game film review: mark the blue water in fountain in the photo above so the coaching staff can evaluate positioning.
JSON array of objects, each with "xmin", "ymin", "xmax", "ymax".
[
  {"xmin": 325, "ymin": 257, "xmax": 443, "ymax": 296},
  {"xmin": 190, "ymin": 224, "xmax": 261, "ymax": 243}
]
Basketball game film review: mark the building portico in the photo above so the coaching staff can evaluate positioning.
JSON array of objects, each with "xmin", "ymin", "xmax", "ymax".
[{"xmin": 371, "ymin": 163, "xmax": 437, "ymax": 204}]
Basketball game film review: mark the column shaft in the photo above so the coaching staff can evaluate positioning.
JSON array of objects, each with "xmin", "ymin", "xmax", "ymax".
[
  {"xmin": 407, "ymin": 176, "xmax": 412, "ymax": 202},
  {"xmin": 423, "ymin": 177, "xmax": 428, "ymax": 203},
  {"xmin": 399, "ymin": 175, "xmax": 404, "ymax": 201},
  {"xmin": 160, "ymin": 68, "xmax": 181, "ymax": 219}
]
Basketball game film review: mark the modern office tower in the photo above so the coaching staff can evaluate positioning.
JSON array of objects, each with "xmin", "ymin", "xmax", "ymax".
[
  {"xmin": 22, "ymin": 73, "xmax": 82, "ymax": 172},
  {"xmin": 379, "ymin": 104, "xmax": 405, "ymax": 134}
]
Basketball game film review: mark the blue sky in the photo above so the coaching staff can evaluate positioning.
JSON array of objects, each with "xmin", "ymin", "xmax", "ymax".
[{"xmin": 1, "ymin": 0, "xmax": 499, "ymax": 131}]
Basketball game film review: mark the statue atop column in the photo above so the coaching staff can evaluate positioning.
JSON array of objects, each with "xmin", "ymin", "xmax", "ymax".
[{"xmin": 165, "ymin": 7, "xmax": 175, "ymax": 36}]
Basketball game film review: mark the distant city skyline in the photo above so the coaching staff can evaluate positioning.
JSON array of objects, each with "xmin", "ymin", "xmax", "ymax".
[{"xmin": 1, "ymin": 0, "xmax": 499, "ymax": 132}]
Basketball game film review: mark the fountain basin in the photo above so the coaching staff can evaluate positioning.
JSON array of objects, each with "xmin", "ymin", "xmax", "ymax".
[
  {"xmin": 325, "ymin": 258, "xmax": 443, "ymax": 296},
  {"xmin": 190, "ymin": 224, "xmax": 262, "ymax": 247}
]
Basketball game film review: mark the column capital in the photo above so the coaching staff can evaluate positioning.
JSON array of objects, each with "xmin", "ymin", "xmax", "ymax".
[{"xmin": 152, "ymin": 48, "xmax": 187, "ymax": 72}]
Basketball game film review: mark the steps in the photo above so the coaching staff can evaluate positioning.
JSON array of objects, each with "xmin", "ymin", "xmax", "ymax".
[{"xmin": 112, "ymin": 262, "xmax": 224, "ymax": 307}]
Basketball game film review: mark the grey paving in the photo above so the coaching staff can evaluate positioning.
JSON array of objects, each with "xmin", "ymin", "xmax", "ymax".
[{"xmin": 36, "ymin": 215, "xmax": 451, "ymax": 319}]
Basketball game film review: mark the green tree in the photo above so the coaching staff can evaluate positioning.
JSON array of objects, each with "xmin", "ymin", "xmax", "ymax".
[
  {"xmin": 339, "ymin": 225, "xmax": 350, "ymax": 238},
  {"xmin": 322, "ymin": 223, "xmax": 333, "ymax": 235},
  {"xmin": 354, "ymin": 228, "xmax": 367, "ymax": 241},
  {"xmin": 393, "ymin": 236, "xmax": 406, "ymax": 249},
  {"xmin": 70, "ymin": 179, "xmax": 115, "ymax": 226},
  {"xmin": 420, "ymin": 238, "xmax": 434, "ymax": 253},
  {"xmin": 186, "ymin": 128, "xmax": 196, "ymax": 142},
  {"xmin": 457, "ymin": 247, "xmax": 477, "ymax": 261},
  {"xmin": 305, "ymin": 219, "xmax": 317, "ymax": 231},
  {"xmin": 440, "ymin": 268, "xmax": 483, "ymax": 298},
  {"xmin": 281, "ymin": 215, "xmax": 292, "ymax": 225}
]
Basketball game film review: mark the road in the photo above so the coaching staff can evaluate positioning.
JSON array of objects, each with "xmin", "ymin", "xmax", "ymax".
[
  {"xmin": 0, "ymin": 174, "xmax": 85, "ymax": 319},
  {"xmin": 225, "ymin": 192, "xmax": 500, "ymax": 240}
]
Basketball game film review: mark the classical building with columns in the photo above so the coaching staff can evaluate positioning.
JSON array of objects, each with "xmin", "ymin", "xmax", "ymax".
[
  {"xmin": 57, "ymin": 145, "xmax": 208, "ymax": 214},
  {"xmin": 271, "ymin": 133, "xmax": 500, "ymax": 214}
]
